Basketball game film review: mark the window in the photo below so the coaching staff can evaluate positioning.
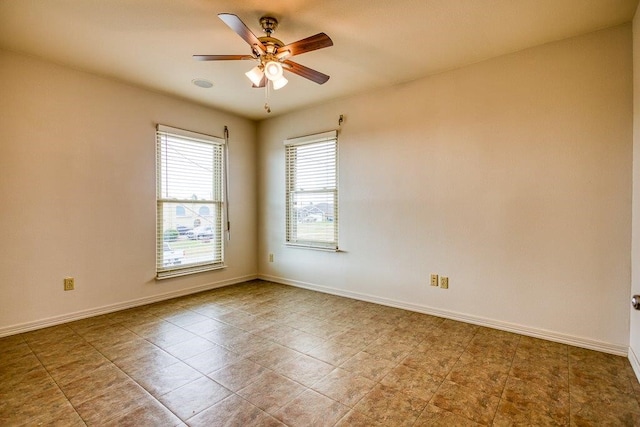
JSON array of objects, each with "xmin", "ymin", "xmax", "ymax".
[
  {"xmin": 156, "ymin": 125, "xmax": 225, "ymax": 278},
  {"xmin": 285, "ymin": 130, "xmax": 338, "ymax": 249}
]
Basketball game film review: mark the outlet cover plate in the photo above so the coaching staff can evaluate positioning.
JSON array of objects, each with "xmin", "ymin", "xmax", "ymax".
[{"xmin": 430, "ymin": 274, "xmax": 439, "ymax": 287}]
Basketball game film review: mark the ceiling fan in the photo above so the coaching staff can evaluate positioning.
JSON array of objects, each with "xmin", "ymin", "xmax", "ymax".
[{"xmin": 194, "ymin": 13, "xmax": 333, "ymax": 112}]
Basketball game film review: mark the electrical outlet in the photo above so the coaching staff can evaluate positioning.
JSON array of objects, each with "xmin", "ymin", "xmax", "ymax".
[
  {"xmin": 430, "ymin": 274, "xmax": 439, "ymax": 287},
  {"xmin": 440, "ymin": 276, "xmax": 449, "ymax": 289},
  {"xmin": 64, "ymin": 277, "xmax": 74, "ymax": 291},
  {"xmin": 268, "ymin": 253, "xmax": 274, "ymax": 262}
]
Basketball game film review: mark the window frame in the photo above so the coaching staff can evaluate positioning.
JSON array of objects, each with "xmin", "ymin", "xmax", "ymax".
[
  {"xmin": 284, "ymin": 130, "xmax": 339, "ymax": 250},
  {"xmin": 156, "ymin": 124, "xmax": 226, "ymax": 279}
]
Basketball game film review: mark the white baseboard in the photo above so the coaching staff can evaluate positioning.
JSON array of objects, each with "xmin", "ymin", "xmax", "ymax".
[
  {"xmin": 629, "ymin": 346, "xmax": 640, "ymax": 383},
  {"xmin": 0, "ymin": 274, "xmax": 257, "ymax": 338},
  {"xmin": 259, "ymin": 274, "xmax": 629, "ymax": 356}
]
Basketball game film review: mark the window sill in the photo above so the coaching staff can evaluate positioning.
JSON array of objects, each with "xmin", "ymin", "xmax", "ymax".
[
  {"xmin": 156, "ymin": 263, "xmax": 226, "ymax": 280},
  {"xmin": 285, "ymin": 243, "xmax": 341, "ymax": 252}
]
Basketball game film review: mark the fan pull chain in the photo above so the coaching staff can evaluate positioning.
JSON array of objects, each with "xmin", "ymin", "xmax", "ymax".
[{"xmin": 264, "ymin": 81, "xmax": 271, "ymax": 113}]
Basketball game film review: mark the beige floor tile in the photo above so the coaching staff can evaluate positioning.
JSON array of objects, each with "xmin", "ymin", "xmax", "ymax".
[
  {"xmin": 35, "ymin": 342, "xmax": 101, "ymax": 371},
  {"xmin": 464, "ymin": 338, "xmax": 518, "ymax": 362},
  {"xmin": 181, "ymin": 318, "xmax": 229, "ymax": 335},
  {"xmin": 163, "ymin": 310, "xmax": 211, "ymax": 328},
  {"xmin": 93, "ymin": 336, "xmax": 159, "ymax": 363},
  {"xmin": 22, "ymin": 325, "xmax": 77, "ymax": 346},
  {"xmin": 312, "ymin": 367, "xmax": 377, "ymax": 407},
  {"xmin": 187, "ymin": 394, "xmax": 284, "ymax": 426},
  {"xmin": 510, "ymin": 353, "xmax": 569, "ymax": 388},
  {"xmin": 331, "ymin": 329, "xmax": 377, "ymax": 348},
  {"xmin": 415, "ymin": 332, "xmax": 466, "ymax": 354},
  {"xmin": 340, "ymin": 351, "xmax": 396, "ymax": 382},
  {"xmin": 222, "ymin": 331, "xmax": 272, "ymax": 355},
  {"xmin": 380, "ymin": 364, "xmax": 442, "ymax": 401},
  {"xmin": 518, "ymin": 336, "xmax": 569, "ymax": 356},
  {"xmin": 246, "ymin": 341, "xmax": 301, "ymax": 369},
  {"xmin": 0, "ymin": 354, "xmax": 52, "ymax": 391},
  {"xmin": 273, "ymin": 353, "xmax": 334, "ymax": 387},
  {"xmin": 158, "ymin": 376, "xmax": 231, "ymax": 420},
  {"xmin": 102, "ymin": 398, "xmax": 182, "ymax": 427},
  {"xmin": 128, "ymin": 360, "xmax": 202, "ymax": 396},
  {"xmin": 48, "ymin": 351, "xmax": 112, "ymax": 386},
  {"xmin": 188, "ymin": 302, "xmax": 234, "ymax": 318},
  {"xmin": 33, "ymin": 404, "xmax": 86, "ymax": 426},
  {"xmin": 82, "ymin": 325, "xmax": 139, "ymax": 348},
  {"xmin": 0, "ymin": 363, "xmax": 58, "ymax": 396},
  {"xmin": 414, "ymin": 404, "xmax": 482, "ymax": 426},
  {"xmin": 0, "ymin": 384, "xmax": 71, "ymax": 425},
  {"xmin": 364, "ymin": 337, "xmax": 415, "ymax": 363},
  {"xmin": 62, "ymin": 364, "xmax": 132, "ymax": 405},
  {"xmin": 493, "ymin": 399, "xmax": 567, "ymax": 426},
  {"xmin": 207, "ymin": 358, "xmax": 267, "ymax": 391},
  {"xmin": 119, "ymin": 316, "xmax": 167, "ymax": 334},
  {"xmin": 501, "ymin": 376, "xmax": 569, "ymax": 424},
  {"xmin": 199, "ymin": 323, "xmax": 248, "ymax": 347},
  {"xmin": 163, "ymin": 336, "xmax": 217, "ymax": 360},
  {"xmin": 400, "ymin": 348, "xmax": 461, "ymax": 380},
  {"xmin": 144, "ymin": 326, "xmax": 198, "ymax": 349},
  {"xmin": 183, "ymin": 343, "xmax": 243, "ymax": 374},
  {"xmin": 570, "ymin": 394, "xmax": 640, "ymax": 426},
  {"xmin": 305, "ymin": 340, "xmax": 362, "ymax": 366},
  {"xmin": 214, "ymin": 310, "xmax": 261, "ymax": 330},
  {"xmin": 352, "ymin": 383, "xmax": 427, "ymax": 427},
  {"xmin": 277, "ymin": 328, "xmax": 327, "ymax": 353},
  {"xmin": 0, "ymin": 339, "xmax": 31, "ymax": 362},
  {"xmin": 431, "ymin": 379, "xmax": 501, "ymax": 425},
  {"xmin": 114, "ymin": 346, "xmax": 180, "ymax": 374},
  {"xmin": 447, "ymin": 355, "xmax": 510, "ymax": 397},
  {"xmin": 334, "ymin": 409, "xmax": 387, "ymax": 426},
  {"xmin": 273, "ymin": 389, "xmax": 349, "ymax": 427},
  {"xmin": 72, "ymin": 380, "xmax": 150, "ymax": 425},
  {"xmin": 237, "ymin": 370, "xmax": 306, "ymax": 413},
  {"xmin": 0, "ymin": 333, "xmax": 26, "ymax": 349}
]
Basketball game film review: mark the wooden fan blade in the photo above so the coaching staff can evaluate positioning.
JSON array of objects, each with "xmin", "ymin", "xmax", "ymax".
[
  {"xmin": 252, "ymin": 76, "xmax": 267, "ymax": 88},
  {"xmin": 283, "ymin": 60, "xmax": 330, "ymax": 84},
  {"xmin": 193, "ymin": 55, "xmax": 254, "ymax": 61},
  {"xmin": 218, "ymin": 13, "xmax": 266, "ymax": 54},
  {"xmin": 279, "ymin": 33, "xmax": 333, "ymax": 57}
]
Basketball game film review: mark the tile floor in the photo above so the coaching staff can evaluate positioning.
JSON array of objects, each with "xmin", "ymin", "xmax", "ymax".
[{"xmin": 1, "ymin": 280, "xmax": 639, "ymax": 426}]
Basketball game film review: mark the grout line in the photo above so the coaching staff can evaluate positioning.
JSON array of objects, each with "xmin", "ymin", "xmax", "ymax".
[{"xmin": 22, "ymin": 327, "xmax": 88, "ymax": 426}]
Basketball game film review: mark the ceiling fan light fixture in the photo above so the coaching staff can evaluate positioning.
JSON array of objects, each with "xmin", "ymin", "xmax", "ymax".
[
  {"xmin": 264, "ymin": 61, "xmax": 283, "ymax": 81},
  {"xmin": 272, "ymin": 76, "xmax": 288, "ymax": 90},
  {"xmin": 245, "ymin": 65, "xmax": 264, "ymax": 86},
  {"xmin": 276, "ymin": 50, "xmax": 291, "ymax": 60}
]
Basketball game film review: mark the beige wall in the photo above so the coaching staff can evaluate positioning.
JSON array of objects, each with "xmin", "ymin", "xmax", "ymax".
[
  {"xmin": 258, "ymin": 25, "xmax": 633, "ymax": 352},
  {"xmin": 631, "ymin": 6, "xmax": 640, "ymax": 375},
  {"xmin": 0, "ymin": 50, "xmax": 258, "ymax": 334}
]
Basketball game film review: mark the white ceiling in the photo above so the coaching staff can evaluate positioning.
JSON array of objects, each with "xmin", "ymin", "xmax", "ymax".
[{"xmin": 0, "ymin": 0, "xmax": 637, "ymax": 120}]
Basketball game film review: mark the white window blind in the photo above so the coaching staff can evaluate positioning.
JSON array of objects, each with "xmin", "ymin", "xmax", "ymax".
[
  {"xmin": 285, "ymin": 130, "xmax": 338, "ymax": 249},
  {"xmin": 156, "ymin": 125, "xmax": 225, "ymax": 278}
]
